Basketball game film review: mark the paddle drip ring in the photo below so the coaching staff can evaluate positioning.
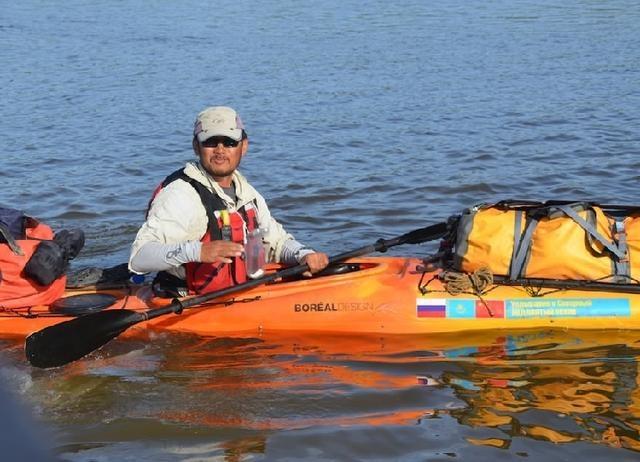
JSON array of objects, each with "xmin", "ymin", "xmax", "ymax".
[{"xmin": 441, "ymin": 267, "xmax": 493, "ymax": 296}]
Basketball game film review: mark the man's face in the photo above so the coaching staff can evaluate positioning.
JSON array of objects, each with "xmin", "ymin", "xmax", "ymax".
[{"xmin": 195, "ymin": 136, "xmax": 248, "ymax": 180}]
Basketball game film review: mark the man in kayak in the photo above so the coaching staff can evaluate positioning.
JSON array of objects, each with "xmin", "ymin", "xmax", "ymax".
[{"xmin": 129, "ymin": 106, "xmax": 329, "ymax": 296}]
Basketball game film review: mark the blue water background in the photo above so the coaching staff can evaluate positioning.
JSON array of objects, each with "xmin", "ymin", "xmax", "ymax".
[
  {"xmin": 4, "ymin": 0, "xmax": 639, "ymax": 268},
  {"xmin": 2, "ymin": 0, "xmax": 640, "ymax": 460}
]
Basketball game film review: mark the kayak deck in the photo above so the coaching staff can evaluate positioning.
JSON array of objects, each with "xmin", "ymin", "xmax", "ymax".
[{"xmin": 1, "ymin": 257, "xmax": 640, "ymax": 338}]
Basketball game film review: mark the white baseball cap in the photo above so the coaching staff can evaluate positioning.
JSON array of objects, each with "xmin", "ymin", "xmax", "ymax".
[{"xmin": 193, "ymin": 106, "xmax": 245, "ymax": 142}]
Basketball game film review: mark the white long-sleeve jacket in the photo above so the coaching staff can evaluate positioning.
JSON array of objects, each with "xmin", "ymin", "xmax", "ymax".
[{"xmin": 129, "ymin": 161, "xmax": 314, "ymax": 279}]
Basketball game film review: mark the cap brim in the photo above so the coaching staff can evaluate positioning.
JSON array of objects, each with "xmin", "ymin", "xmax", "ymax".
[{"xmin": 196, "ymin": 127, "xmax": 243, "ymax": 143}]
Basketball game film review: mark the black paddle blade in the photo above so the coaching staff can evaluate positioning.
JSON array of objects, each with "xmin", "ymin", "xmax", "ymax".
[{"xmin": 25, "ymin": 309, "xmax": 145, "ymax": 369}]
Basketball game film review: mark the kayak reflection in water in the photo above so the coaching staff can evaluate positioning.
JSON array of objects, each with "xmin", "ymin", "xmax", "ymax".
[
  {"xmin": 128, "ymin": 106, "xmax": 328, "ymax": 296},
  {"xmin": 429, "ymin": 332, "xmax": 640, "ymax": 452}
]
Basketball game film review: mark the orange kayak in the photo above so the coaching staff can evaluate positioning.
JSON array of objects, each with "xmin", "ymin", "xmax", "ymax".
[{"xmin": 2, "ymin": 256, "xmax": 640, "ymax": 339}]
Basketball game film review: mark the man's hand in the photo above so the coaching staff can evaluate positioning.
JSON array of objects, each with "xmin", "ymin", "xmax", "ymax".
[
  {"xmin": 302, "ymin": 252, "xmax": 329, "ymax": 277},
  {"xmin": 200, "ymin": 240, "xmax": 244, "ymax": 264}
]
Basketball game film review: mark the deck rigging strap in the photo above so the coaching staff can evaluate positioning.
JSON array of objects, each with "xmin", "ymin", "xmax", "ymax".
[{"xmin": 493, "ymin": 275, "xmax": 640, "ymax": 294}]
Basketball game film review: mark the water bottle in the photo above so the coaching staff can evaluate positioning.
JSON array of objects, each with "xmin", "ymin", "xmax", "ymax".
[{"xmin": 245, "ymin": 228, "xmax": 266, "ymax": 279}]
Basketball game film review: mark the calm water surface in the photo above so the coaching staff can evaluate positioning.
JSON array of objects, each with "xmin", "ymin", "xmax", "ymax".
[{"xmin": 2, "ymin": 0, "xmax": 640, "ymax": 460}]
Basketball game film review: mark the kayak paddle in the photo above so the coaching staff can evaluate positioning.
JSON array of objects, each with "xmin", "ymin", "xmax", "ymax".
[{"xmin": 25, "ymin": 222, "xmax": 447, "ymax": 368}]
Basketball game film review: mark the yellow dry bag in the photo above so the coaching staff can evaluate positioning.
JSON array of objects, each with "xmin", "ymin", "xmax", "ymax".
[{"xmin": 452, "ymin": 201, "xmax": 639, "ymax": 283}]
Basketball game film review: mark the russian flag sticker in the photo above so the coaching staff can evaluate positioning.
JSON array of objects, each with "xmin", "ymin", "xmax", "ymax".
[{"xmin": 417, "ymin": 298, "xmax": 447, "ymax": 318}]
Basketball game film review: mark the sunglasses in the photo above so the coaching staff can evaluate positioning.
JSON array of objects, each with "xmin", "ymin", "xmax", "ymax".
[{"xmin": 201, "ymin": 137, "xmax": 241, "ymax": 148}]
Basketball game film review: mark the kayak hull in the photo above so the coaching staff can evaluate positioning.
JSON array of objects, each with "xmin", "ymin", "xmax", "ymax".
[{"xmin": 2, "ymin": 257, "xmax": 639, "ymax": 338}]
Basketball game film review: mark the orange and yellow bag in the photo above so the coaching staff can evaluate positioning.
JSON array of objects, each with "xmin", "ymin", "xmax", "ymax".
[{"xmin": 452, "ymin": 201, "xmax": 640, "ymax": 283}]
